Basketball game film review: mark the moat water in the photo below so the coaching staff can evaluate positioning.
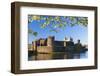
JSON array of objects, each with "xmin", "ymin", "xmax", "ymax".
[{"xmin": 28, "ymin": 50, "xmax": 88, "ymax": 61}]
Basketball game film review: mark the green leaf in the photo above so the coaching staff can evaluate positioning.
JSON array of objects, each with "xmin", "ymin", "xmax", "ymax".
[
  {"xmin": 71, "ymin": 23, "xmax": 75, "ymax": 27},
  {"xmin": 33, "ymin": 32, "xmax": 38, "ymax": 36},
  {"xmin": 28, "ymin": 15, "xmax": 88, "ymax": 33},
  {"xmin": 28, "ymin": 29, "xmax": 38, "ymax": 37}
]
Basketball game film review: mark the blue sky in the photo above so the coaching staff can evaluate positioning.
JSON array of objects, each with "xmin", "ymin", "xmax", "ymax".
[{"xmin": 28, "ymin": 16, "xmax": 88, "ymax": 45}]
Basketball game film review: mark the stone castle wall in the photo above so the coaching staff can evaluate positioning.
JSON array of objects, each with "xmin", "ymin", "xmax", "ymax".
[
  {"xmin": 30, "ymin": 36, "xmax": 85, "ymax": 53},
  {"xmin": 32, "ymin": 36, "xmax": 68, "ymax": 53},
  {"xmin": 37, "ymin": 46, "xmax": 53, "ymax": 53},
  {"xmin": 53, "ymin": 46, "xmax": 65, "ymax": 52}
]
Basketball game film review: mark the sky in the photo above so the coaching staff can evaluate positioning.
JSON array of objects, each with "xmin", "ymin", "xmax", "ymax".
[{"xmin": 28, "ymin": 15, "xmax": 88, "ymax": 45}]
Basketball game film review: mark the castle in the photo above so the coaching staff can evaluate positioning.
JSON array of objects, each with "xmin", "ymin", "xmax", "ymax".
[{"xmin": 30, "ymin": 36, "xmax": 86, "ymax": 53}]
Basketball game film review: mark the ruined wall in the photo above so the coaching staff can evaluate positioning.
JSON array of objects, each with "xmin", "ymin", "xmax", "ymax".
[
  {"xmin": 33, "ymin": 41, "xmax": 37, "ymax": 51},
  {"xmin": 36, "ymin": 53, "xmax": 52, "ymax": 60},
  {"xmin": 40, "ymin": 39, "xmax": 47, "ymax": 46},
  {"xmin": 37, "ymin": 46, "xmax": 53, "ymax": 53}
]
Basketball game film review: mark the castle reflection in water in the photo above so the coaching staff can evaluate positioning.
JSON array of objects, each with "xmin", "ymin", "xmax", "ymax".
[{"xmin": 28, "ymin": 36, "xmax": 88, "ymax": 60}]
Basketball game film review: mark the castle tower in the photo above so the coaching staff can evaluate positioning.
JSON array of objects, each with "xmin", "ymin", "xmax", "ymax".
[
  {"xmin": 33, "ymin": 40, "xmax": 37, "ymax": 51},
  {"xmin": 32, "ymin": 41, "xmax": 34, "ymax": 50},
  {"xmin": 47, "ymin": 36, "xmax": 54, "ymax": 47},
  {"xmin": 64, "ymin": 37, "xmax": 67, "ymax": 47},
  {"xmin": 70, "ymin": 37, "xmax": 73, "ymax": 42},
  {"xmin": 77, "ymin": 39, "xmax": 80, "ymax": 44}
]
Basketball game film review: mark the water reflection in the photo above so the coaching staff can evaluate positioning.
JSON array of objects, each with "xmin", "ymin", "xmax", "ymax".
[{"xmin": 28, "ymin": 51, "xmax": 88, "ymax": 61}]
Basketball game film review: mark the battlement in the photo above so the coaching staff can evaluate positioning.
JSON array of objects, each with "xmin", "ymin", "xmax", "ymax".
[{"xmin": 31, "ymin": 36, "xmax": 86, "ymax": 53}]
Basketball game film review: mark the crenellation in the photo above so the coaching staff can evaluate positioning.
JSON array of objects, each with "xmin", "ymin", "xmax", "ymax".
[{"xmin": 31, "ymin": 36, "xmax": 87, "ymax": 53}]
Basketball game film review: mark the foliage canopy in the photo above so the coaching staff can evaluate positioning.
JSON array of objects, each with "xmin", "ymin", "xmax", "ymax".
[{"xmin": 28, "ymin": 15, "xmax": 88, "ymax": 36}]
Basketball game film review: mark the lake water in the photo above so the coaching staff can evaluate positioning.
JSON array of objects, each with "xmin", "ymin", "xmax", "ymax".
[{"xmin": 28, "ymin": 51, "xmax": 88, "ymax": 61}]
